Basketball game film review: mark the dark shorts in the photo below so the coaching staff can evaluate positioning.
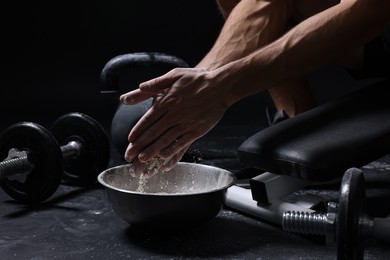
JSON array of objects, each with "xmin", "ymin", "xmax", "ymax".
[{"xmin": 348, "ymin": 23, "xmax": 390, "ymax": 80}]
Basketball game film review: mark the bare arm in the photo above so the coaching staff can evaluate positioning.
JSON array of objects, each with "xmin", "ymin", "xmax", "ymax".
[
  {"xmin": 219, "ymin": 0, "xmax": 390, "ymax": 106},
  {"xmin": 121, "ymin": 0, "xmax": 390, "ymax": 171}
]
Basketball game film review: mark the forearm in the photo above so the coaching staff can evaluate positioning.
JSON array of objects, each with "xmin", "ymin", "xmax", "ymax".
[
  {"xmin": 219, "ymin": 0, "xmax": 390, "ymax": 106},
  {"xmin": 198, "ymin": 0, "xmax": 292, "ymax": 70}
]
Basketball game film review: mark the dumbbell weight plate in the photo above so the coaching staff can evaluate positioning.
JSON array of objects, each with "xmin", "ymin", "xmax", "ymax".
[
  {"xmin": 336, "ymin": 167, "xmax": 366, "ymax": 260},
  {"xmin": 0, "ymin": 122, "xmax": 63, "ymax": 204},
  {"xmin": 50, "ymin": 112, "xmax": 110, "ymax": 186}
]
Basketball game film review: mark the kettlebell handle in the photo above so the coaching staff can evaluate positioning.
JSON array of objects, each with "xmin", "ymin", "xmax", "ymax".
[{"xmin": 100, "ymin": 52, "xmax": 189, "ymax": 94}]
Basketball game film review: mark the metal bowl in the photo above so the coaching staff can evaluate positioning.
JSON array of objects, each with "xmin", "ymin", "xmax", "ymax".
[{"xmin": 98, "ymin": 162, "xmax": 236, "ymax": 227}]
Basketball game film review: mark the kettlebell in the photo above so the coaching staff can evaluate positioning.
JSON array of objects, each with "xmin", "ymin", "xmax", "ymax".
[
  {"xmin": 100, "ymin": 52, "xmax": 189, "ymax": 157},
  {"xmin": 111, "ymin": 99, "xmax": 152, "ymax": 156}
]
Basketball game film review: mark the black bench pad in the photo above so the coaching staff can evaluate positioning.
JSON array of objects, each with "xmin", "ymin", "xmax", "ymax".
[{"xmin": 237, "ymin": 79, "xmax": 390, "ymax": 181}]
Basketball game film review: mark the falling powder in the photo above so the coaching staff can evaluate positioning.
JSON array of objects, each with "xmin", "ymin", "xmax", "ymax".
[
  {"xmin": 134, "ymin": 157, "xmax": 164, "ymax": 193},
  {"xmin": 136, "ymin": 173, "xmax": 148, "ymax": 193}
]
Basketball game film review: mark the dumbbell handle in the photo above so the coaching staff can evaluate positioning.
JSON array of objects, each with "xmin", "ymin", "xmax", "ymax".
[
  {"xmin": 61, "ymin": 140, "xmax": 82, "ymax": 160},
  {"xmin": 0, "ymin": 156, "xmax": 34, "ymax": 180},
  {"xmin": 283, "ymin": 210, "xmax": 390, "ymax": 244},
  {"xmin": 0, "ymin": 140, "xmax": 83, "ymax": 180}
]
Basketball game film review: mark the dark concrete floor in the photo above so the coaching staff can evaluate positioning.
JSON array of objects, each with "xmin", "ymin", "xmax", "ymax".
[{"xmin": 1, "ymin": 115, "xmax": 390, "ymax": 259}]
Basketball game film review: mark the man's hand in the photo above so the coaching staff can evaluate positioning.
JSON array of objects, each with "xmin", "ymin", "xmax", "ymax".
[{"xmin": 120, "ymin": 67, "xmax": 229, "ymax": 175}]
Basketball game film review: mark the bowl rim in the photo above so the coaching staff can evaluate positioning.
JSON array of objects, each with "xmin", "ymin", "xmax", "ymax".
[{"xmin": 97, "ymin": 162, "xmax": 237, "ymax": 196}]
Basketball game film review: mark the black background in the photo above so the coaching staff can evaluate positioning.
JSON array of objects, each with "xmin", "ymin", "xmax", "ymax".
[
  {"xmin": 0, "ymin": 0, "xmax": 374, "ymax": 127},
  {"xmin": 1, "ymin": 1, "xmax": 225, "ymax": 124}
]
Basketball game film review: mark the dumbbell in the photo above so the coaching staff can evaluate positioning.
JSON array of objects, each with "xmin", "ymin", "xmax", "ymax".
[
  {"xmin": 282, "ymin": 167, "xmax": 390, "ymax": 260},
  {"xmin": 0, "ymin": 112, "xmax": 110, "ymax": 204}
]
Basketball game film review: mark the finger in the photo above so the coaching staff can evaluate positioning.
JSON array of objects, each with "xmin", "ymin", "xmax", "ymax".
[
  {"xmin": 125, "ymin": 142, "xmax": 141, "ymax": 163},
  {"xmin": 161, "ymin": 146, "xmax": 189, "ymax": 171},
  {"xmin": 133, "ymin": 158, "xmax": 145, "ymax": 176},
  {"xmin": 138, "ymin": 129, "xmax": 192, "ymax": 163},
  {"xmin": 159, "ymin": 133, "xmax": 194, "ymax": 159},
  {"xmin": 133, "ymin": 157, "xmax": 163, "ymax": 179},
  {"xmin": 125, "ymin": 109, "xmax": 169, "ymax": 162},
  {"xmin": 139, "ymin": 68, "xmax": 185, "ymax": 92},
  {"xmin": 120, "ymin": 89, "xmax": 155, "ymax": 105},
  {"xmin": 128, "ymin": 105, "xmax": 166, "ymax": 143},
  {"xmin": 144, "ymin": 157, "xmax": 164, "ymax": 178}
]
